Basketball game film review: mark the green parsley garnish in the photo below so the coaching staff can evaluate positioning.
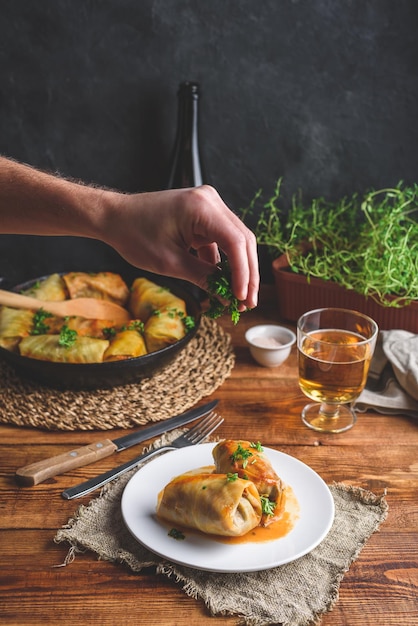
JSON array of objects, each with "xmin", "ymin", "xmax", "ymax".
[
  {"xmin": 168, "ymin": 528, "xmax": 185, "ymax": 540},
  {"xmin": 58, "ymin": 325, "xmax": 78, "ymax": 349},
  {"xmin": 125, "ymin": 320, "xmax": 145, "ymax": 333},
  {"xmin": 226, "ymin": 472, "xmax": 239, "ymax": 482},
  {"xmin": 169, "ymin": 308, "xmax": 196, "ymax": 331},
  {"xmin": 250, "ymin": 441, "xmax": 264, "ymax": 452},
  {"xmin": 102, "ymin": 326, "xmax": 117, "ymax": 339},
  {"xmin": 31, "ymin": 309, "xmax": 53, "ymax": 335},
  {"xmin": 176, "ymin": 310, "xmax": 196, "ymax": 331},
  {"xmin": 260, "ymin": 495, "xmax": 276, "ymax": 517},
  {"xmin": 182, "ymin": 315, "xmax": 196, "ymax": 331},
  {"xmin": 152, "ymin": 308, "xmax": 195, "ymax": 332},
  {"xmin": 205, "ymin": 260, "xmax": 243, "ymax": 325},
  {"xmin": 230, "ymin": 443, "xmax": 254, "ymax": 469}
]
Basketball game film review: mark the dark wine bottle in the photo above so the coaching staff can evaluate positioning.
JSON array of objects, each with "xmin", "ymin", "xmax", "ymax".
[
  {"xmin": 166, "ymin": 81, "xmax": 208, "ymax": 301},
  {"xmin": 166, "ymin": 81, "xmax": 206, "ymax": 189}
]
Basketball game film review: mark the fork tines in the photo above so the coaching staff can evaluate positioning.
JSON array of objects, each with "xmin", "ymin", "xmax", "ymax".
[{"xmin": 186, "ymin": 411, "xmax": 224, "ymax": 444}]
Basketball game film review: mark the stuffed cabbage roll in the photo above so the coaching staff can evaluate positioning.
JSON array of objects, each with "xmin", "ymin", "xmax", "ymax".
[
  {"xmin": 144, "ymin": 309, "xmax": 186, "ymax": 352},
  {"xmin": 0, "ymin": 307, "xmax": 34, "ymax": 351},
  {"xmin": 212, "ymin": 440, "xmax": 285, "ymax": 523},
  {"xmin": 23, "ymin": 273, "xmax": 67, "ymax": 302},
  {"xmin": 129, "ymin": 277, "xmax": 187, "ymax": 322},
  {"xmin": 19, "ymin": 335, "xmax": 109, "ymax": 363},
  {"xmin": 27, "ymin": 313, "xmax": 116, "ymax": 339},
  {"xmin": 63, "ymin": 272, "xmax": 129, "ymax": 306},
  {"xmin": 65, "ymin": 317, "xmax": 117, "ymax": 338},
  {"xmin": 157, "ymin": 471, "xmax": 262, "ymax": 537},
  {"xmin": 103, "ymin": 328, "xmax": 147, "ymax": 361}
]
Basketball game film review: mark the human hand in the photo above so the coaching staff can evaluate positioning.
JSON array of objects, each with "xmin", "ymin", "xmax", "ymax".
[{"xmin": 101, "ymin": 185, "xmax": 259, "ymax": 310}]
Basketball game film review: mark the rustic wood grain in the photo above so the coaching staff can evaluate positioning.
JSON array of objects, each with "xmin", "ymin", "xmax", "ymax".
[{"xmin": 1, "ymin": 286, "xmax": 417, "ymax": 626}]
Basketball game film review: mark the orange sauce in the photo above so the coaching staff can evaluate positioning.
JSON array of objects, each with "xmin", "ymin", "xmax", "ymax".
[
  {"xmin": 211, "ymin": 485, "xmax": 300, "ymax": 545},
  {"xmin": 159, "ymin": 479, "xmax": 300, "ymax": 545}
]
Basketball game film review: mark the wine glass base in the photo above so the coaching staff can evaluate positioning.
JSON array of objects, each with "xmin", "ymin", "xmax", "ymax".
[{"xmin": 301, "ymin": 403, "xmax": 356, "ymax": 433}]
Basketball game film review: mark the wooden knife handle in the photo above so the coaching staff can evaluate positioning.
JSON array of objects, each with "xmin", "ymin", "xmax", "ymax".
[{"xmin": 15, "ymin": 439, "xmax": 118, "ymax": 486}]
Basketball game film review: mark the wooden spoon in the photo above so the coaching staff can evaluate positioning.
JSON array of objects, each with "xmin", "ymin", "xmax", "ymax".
[{"xmin": 0, "ymin": 289, "xmax": 131, "ymax": 324}]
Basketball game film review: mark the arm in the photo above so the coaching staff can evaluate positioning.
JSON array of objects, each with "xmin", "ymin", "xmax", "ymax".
[{"xmin": 0, "ymin": 157, "xmax": 259, "ymax": 309}]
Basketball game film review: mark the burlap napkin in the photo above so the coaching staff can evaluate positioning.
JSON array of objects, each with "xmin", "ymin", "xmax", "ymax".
[
  {"xmin": 55, "ymin": 434, "xmax": 388, "ymax": 626},
  {"xmin": 355, "ymin": 330, "xmax": 418, "ymax": 418}
]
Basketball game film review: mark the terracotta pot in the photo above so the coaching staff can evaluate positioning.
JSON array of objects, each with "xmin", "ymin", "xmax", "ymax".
[{"xmin": 272, "ymin": 254, "xmax": 418, "ymax": 333}]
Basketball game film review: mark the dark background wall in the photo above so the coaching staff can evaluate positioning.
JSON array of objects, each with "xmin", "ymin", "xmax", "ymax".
[{"xmin": 0, "ymin": 0, "xmax": 417, "ymax": 284}]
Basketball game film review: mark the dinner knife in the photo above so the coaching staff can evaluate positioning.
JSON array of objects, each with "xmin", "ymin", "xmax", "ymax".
[
  {"xmin": 15, "ymin": 399, "xmax": 218, "ymax": 486},
  {"xmin": 62, "ymin": 411, "xmax": 223, "ymax": 500}
]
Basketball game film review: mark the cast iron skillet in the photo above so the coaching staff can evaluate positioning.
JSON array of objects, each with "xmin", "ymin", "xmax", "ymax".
[{"xmin": 0, "ymin": 268, "xmax": 201, "ymax": 390}]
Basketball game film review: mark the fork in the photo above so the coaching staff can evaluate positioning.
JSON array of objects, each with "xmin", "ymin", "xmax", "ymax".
[{"xmin": 61, "ymin": 411, "xmax": 224, "ymax": 500}]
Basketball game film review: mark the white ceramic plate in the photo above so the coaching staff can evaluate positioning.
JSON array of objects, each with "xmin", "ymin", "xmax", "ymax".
[{"xmin": 121, "ymin": 443, "xmax": 334, "ymax": 573}]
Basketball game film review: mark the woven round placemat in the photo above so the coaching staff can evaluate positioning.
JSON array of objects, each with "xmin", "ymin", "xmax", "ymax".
[{"xmin": 0, "ymin": 317, "xmax": 235, "ymax": 431}]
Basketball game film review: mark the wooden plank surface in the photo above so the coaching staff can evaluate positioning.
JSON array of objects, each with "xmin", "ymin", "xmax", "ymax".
[{"xmin": 1, "ymin": 286, "xmax": 417, "ymax": 625}]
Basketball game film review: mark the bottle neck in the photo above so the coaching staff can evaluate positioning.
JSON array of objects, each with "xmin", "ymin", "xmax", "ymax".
[{"xmin": 167, "ymin": 82, "xmax": 205, "ymax": 189}]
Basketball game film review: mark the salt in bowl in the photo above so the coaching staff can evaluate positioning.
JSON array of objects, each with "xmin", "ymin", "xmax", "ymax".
[{"xmin": 245, "ymin": 324, "xmax": 296, "ymax": 367}]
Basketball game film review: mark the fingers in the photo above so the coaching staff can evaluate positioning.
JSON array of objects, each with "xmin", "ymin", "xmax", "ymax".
[
  {"xmin": 108, "ymin": 185, "xmax": 260, "ymax": 311},
  {"xmin": 181, "ymin": 186, "xmax": 260, "ymax": 309},
  {"xmin": 196, "ymin": 242, "xmax": 221, "ymax": 265},
  {"xmin": 226, "ymin": 225, "xmax": 259, "ymax": 308}
]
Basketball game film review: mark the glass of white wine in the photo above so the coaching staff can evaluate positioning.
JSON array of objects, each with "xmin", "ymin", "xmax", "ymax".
[{"xmin": 297, "ymin": 308, "xmax": 378, "ymax": 433}]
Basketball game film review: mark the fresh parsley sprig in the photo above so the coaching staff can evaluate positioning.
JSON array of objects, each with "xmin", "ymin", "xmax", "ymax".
[
  {"xmin": 260, "ymin": 495, "xmax": 276, "ymax": 517},
  {"xmin": 205, "ymin": 260, "xmax": 242, "ymax": 324},
  {"xmin": 229, "ymin": 443, "xmax": 254, "ymax": 469}
]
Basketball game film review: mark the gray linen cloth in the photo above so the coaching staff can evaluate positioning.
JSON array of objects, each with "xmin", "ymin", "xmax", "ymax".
[{"xmin": 355, "ymin": 330, "xmax": 418, "ymax": 418}]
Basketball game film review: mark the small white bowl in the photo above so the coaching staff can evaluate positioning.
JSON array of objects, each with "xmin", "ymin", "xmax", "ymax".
[{"xmin": 245, "ymin": 324, "xmax": 296, "ymax": 368}]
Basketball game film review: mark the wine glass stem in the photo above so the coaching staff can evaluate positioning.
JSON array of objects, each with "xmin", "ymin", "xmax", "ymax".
[{"xmin": 319, "ymin": 403, "xmax": 340, "ymax": 419}]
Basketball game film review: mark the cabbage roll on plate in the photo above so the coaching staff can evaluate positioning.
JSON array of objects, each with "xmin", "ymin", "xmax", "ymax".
[
  {"xmin": 156, "ymin": 471, "xmax": 262, "ymax": 537},
  {"xmin": 213, "ymin": 440, "xmax": 286, "ymax": 524}
]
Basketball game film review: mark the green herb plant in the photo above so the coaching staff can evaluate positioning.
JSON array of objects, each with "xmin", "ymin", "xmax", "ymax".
[{"xmin": 242, "ymin": 179, "xmax": 418, "ymax": 307}]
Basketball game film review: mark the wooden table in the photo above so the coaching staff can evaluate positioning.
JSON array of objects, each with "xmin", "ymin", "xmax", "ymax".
[{"xmin": 1, "ymin": 286, "xmax": 417, "ymax": 625}]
